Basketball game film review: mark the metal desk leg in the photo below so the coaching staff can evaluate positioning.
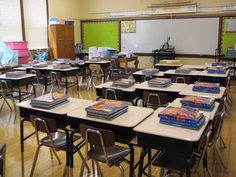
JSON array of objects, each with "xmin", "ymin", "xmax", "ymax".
[
  {"xmin": 32, "ymin": 84, "xmax": 36, "ymax": 98},
  {"xmin": 65, "ymin": 77, "xmax": 68, "ymax": 94},
  {"xmin": 138, "ymin": 148, "xmax": 149, "ymax": 177},
  {"xmin": 64, "ymin": 128, "xmax": 71, "ymax": 177},
  {"xmin": 129, "ymin": 144, "xmax": 134, "ymax": 177},
  {"xmin": 19, "ymin": 88, "xmax": 22, "ymax": 102},
  {"xmin": 20, "ymin": 119, "xmax": 26, "ymax": 177}
]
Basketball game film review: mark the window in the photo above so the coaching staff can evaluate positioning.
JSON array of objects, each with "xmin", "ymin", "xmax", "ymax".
[
  {"xmin": 23, "ymin": 0, "xmax": 48, "ymax": 49},
  {"xmin": 0, "ymin": 0, "xmax": 22, "ymax": 41}
]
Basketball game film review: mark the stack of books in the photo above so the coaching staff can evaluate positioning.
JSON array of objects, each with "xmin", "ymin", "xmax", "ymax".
[
  {"xmin": 142, "ymin": 68, "xmax": 159, "ymax": 75},
  {"xmin": 175, "ymin": 67, "xmax": 191, "ymax": 74},
  {"xmin": 86, "ymin": 100, "xmax": 128, "ymax": 120},
  {"xmin": 32, "ymin": 63, "xmax": 48, "ymax": 68},
  {"xmin": 112, "ymin": 79, "xmax": 135, "ymax": 88},
  {"xmin": 207, "ymin": 66, "xmax": 226, "ymax": 74},
  {"xmin": 53, "ymin": 64, "xmax": 71, "ymax": 69},
  {"xmin": 148, "ymin": 78, "xmax": 172, "ymax": 88},
  {"xmin": 192, "ymin": 82, "xmax": 220, "ymax": 93},
  {"xmin": 180, "ymin": 96, "xmax": 215, "ymax": 111},
  {"xmin": 5, "ymin": 71, "xmax": 26, "ymax": 78},
  {"xmin": 211, "ymin": 62, "xmax": 227, "ymax": 67},
  {"xmin": 158, "ymin": 107, "xmax": 205, "ymax": 129},
  {"xmin": 31, "ymin": 93, "xmax": 69, "ymax": 109}
]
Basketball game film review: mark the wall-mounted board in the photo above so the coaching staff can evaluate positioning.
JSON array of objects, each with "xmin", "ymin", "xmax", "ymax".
[
  {"xmin": 82, "ymin": 21, "xmax": 120, "ymax": 50},
  {"xmin": 121, "ymin": 18, "xmax": 219, "ymax": 55},
  {"xmin": 221, "ymin": 17, "xmax": 236, "ymax": 54}
]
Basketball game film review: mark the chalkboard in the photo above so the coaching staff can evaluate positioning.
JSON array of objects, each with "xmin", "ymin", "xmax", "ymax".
[
  {"xmin": 82, "ymin": 21, "xmax": 120, "ymax": 50},
  {"xmin": 121, "ymin": 18, "xmax": 219, "ymax": 55}
]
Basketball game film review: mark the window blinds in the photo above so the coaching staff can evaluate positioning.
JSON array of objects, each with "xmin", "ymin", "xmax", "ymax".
[
  {"xmin": 23, "ymin": 0, "xmax": 48, "ymax": 49},
  {"xmin": 0, "ymin": 0, "xmax": 22, "ymax": 41}
]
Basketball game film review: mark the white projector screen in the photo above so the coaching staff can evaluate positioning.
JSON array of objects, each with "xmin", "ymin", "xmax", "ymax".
[{"xmin": 121, "ymin": 18, "xmax": 219, "ymax": 55}]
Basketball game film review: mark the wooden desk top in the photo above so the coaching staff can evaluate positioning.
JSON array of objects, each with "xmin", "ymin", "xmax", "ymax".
[
  {"xmin": 0, "ymin": 74, "xmax": 36, "ymax": 80},
  {"xmin": 96, "ymin": 81, "xmax": 138, "ymax": 92},
  {"xmin": 84, "ymin": 60, "xmax": 111, "ymax": 64},
  {"xmin": 164, "ymin": 69, "xmax": 201, "ymax": 76},
  {"xmin": 68, "ymin": 104, "xmax": 154, "ymax": 128},
  {"xmin": 155, "ymin": 63, "xmax": 183, "ymax": 67},
  {"xmin": 135, "ymin": 81, "xmax": 188, "ymax": 93},
  {"xmin": 179, "ymin": 84, "xmax": 226, "ymax": 99},
  {"xmin": 198, "ymin": 70, "xmax": 230, "ymax": 78},
  {"xmin": 17, "ymin": 98, "xmax": 93, "ymax": 115},
  {"xmin": 134, "ymin": 107, "xmax": 210, "ymax": 142},
  {"xmin": 169, "ymin": 98, "xmax": 219, "ymax": 120}
]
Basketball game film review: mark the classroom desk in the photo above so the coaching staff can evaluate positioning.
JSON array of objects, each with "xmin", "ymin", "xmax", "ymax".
[
  {"xmin": 68, "ymin": 104, "xmax": 154, "ymax": 177},
  {"xmin": 198, "ymin": 70, "xmax": 230, "ymax": 86},
  {"xmin": 118, "ymin": 56, "xmax": 138, "ymax": 73},
  {"xmin": 169, "ymin": 98, "xmax": 219, "ymax": 120},
  {"xmin": 26, "ymin": 65, "xmax": 79, "ymax": 93},
  {"xmin": 13, "ymin": 67, "xmax": 27, "ymax": 71},
  {"xmin": 164, "ymin": 69, "xmax": 201, "ymax": 83},
  {"xmin": 132, "ymin": 70, "xmax": 165, "ymax": 82},
  {"xmin": 135, "ymin": 81, "xmax": 188, "ymax": 102},
  {"xmin": 134, "ymin": 107, "xmax": 210, "ymax": 177},
  {"xmin": 155, "ymin": 63, "xmax": 183, "ymax": 71},
  {"xmin": 179, "ymin": 84, "xmax": 226, "ymax": 100},
  {"xmin": 17, "ymin": 98, "xmax": 93, "ymax": 177},
  {"xmin": 84, "ymin": 60, "xmax": 111, "ymax": 82},
  {"xmin": 0, "ymin": 74, "xmax": 36, "ymax": 102},
  {"xmin": 95, "ymin": 81, "xmax": 138, "ymax": 104}
]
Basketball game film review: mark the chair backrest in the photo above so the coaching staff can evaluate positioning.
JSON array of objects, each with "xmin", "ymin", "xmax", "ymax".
[
  {"xmin": 31, "ymin": 117, "xmax": 58, "ymax": 134},
  {"xmin": 50, "ymin": 71, "xmax": 61, "ymax": 80},
  {"xmin": 105, "ymin": 88, "xmax": 117, "ymax": 100},
  {"xmin": 89, "ymin": 64, "xmax": 101, "ymax": 72},
  {"xmin": 30, "ymin": 70, "xmax": 40, "ymax": 83},
  {"xmin": 0, "ymin": 80, "xmax": 9, "ymax": 96},
  {"xmin": 209, "ymin": 110, "xmax": 225, "ymax": 146},
  {"xmin": 144, "ymin": 75, "xmax": 153, "ymax": 81},
  {"xmin": 80, "ymin": 124, "xmax": 115, "ymax": 147},
  {"xmin": 143, "ymin": 91, "xmax": 168, "ymax": 110},
  {"xmin": 0, "ymin": 144, "xmax": 6, "ymax": 177},
  {"xmin": 192, "ymin": 128, "xmax": 212, "ymax": 172},
  {"xmin": 171, "ymin": 76, "xmax": 191, "ymax": 84}
]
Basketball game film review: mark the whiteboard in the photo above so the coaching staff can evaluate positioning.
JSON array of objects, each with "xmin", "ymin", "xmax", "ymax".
[{"xmin": 121, "ymin": 18, "xmax": 219, "ymax": 55}]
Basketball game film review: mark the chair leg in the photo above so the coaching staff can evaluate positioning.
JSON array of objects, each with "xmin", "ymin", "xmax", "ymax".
[
  {"xmin": 213, "ymin": 144, "xmax": 227, "ymax": 171},
  {"xmin": 50, "ymin": 147, "xmax": 61, "ymax": 164},
  {"xmin": 115, "ymin": 164, "xmax": 125, "ymax": 177},
  {"xmin": 30, "ymin": 146, "xmax": 41, "ymax": 177},
  {"xmin": 95, "ymin": 160, "xmax": 104, "ymax": 177},
  {"xmin": 219, "ymin": 136, "xmax": 227, "ymax": 148},
  {"xmin": 77, "ymin": 150, "xmax": 90, "ymax": 173},
  {"xmin": 79, "ymin": 160, "xmax": 86, "ymax": 177},
  {"xmin": 49, "ymin": 148, "xmax": 53, "ymax": 160}
]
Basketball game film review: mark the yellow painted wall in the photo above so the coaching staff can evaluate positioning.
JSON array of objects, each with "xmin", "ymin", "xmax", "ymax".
[
  {"xmin": 79, "ymin": 0, "xmax": 236, "ymax": 19},
  {"xmin": 48, "ymin": 0, "xmax": 234, "ymax": 66},
  {"xmin": 48, "ymin": 0, "xmax": 81, "ymax": 43}
]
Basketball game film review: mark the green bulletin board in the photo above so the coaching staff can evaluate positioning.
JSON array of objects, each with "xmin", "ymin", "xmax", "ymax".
[
  {"xmin": 82, "ymin": 21, "xmax": 120, "ymax": 50},
  {"xmin": 221, "ymin": 17, "xmax": 236, "ymax": 54}
]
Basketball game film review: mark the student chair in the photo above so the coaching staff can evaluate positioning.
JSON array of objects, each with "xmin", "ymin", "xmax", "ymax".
[
  {"xmin": 49, "ymin": 72, "xmax": 66, "ymax": 94},
  {"xmin": 30, "ymin": 117, "xmax": 85, "ymax": 177},
  {"xmin": 152, "ymin": 128, "xmax": 212, "ymax": 177},
  {"xmin": 0, "ymin": 144, "xmax": 6, "ymax": 177},
  {"xmin": 88, "ymin": 64, "xmax": 104, "ymax": 89},
  {"xmin": 208, "ymin": 111, "xmax": 227, "ymax": 171},
  {"xmin": 144, "ymin": 75, "xmax": 153, "ymax": 81},
  {"xmin": 79, "ymin": 124, "xmax": 130, "ymax": 177},
  {"xmin": 143, "ymin": 91, "xmax": 168, "ymax": 110},
  {"xmin": 0, "ymin": 80, "xmax": 14, "ymax": 113},
  {"xmin": 171, "ymin": 76, "xmax": 191, "ymax": 84}
]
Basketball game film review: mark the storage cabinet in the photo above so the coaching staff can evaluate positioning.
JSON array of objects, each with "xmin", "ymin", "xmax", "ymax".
[{"xmin": 48, "ymin": 24, "xmax": 75, "ymax": 59}]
